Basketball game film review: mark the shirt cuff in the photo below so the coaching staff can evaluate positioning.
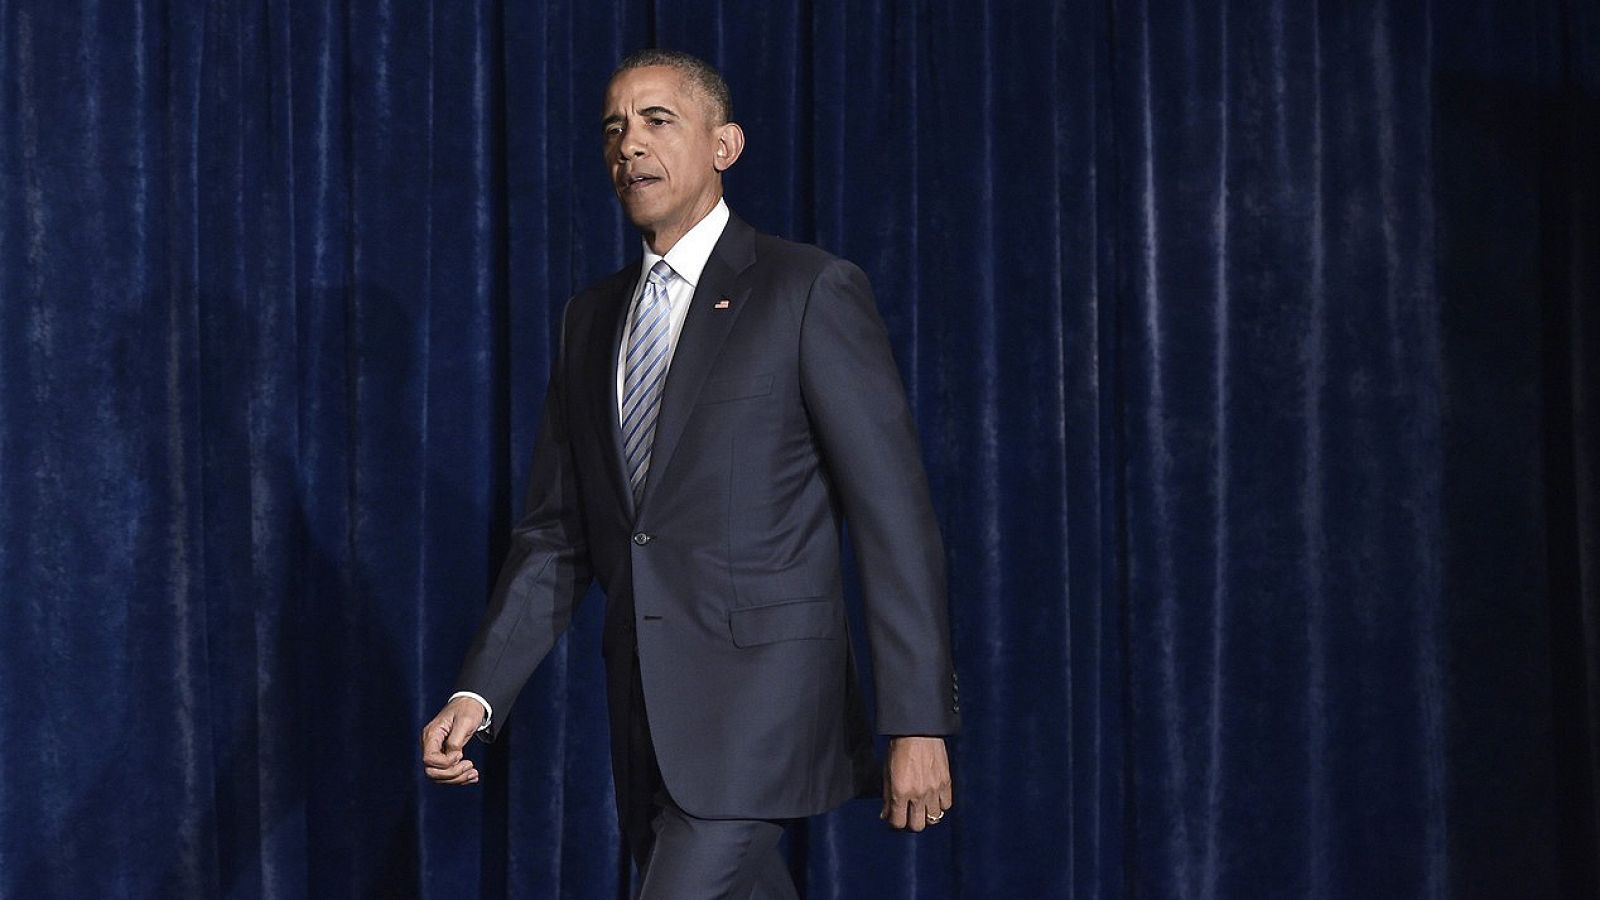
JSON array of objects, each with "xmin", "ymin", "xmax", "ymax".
[{"xmin": 449, "ymin": 691, "xmax": 493, "ymax": 732}]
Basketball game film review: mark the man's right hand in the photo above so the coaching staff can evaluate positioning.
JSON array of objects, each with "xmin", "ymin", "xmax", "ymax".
[{"xmin": 420, "ymin": 697, "xmax": 486, "ymax": 785}]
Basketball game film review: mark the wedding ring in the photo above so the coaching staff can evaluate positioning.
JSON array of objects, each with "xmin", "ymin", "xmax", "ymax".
[{"xmin": 926, "ymin": 811, "xmax": 944, "ymax": 824}]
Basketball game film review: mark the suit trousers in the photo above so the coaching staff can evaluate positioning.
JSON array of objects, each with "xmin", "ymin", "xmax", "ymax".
[{"xmin": 622, "ymin": 650, "xmax": 798, "ymax": 900}]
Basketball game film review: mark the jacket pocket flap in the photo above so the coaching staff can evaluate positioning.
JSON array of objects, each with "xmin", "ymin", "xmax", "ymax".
[
  {"xmin": 696, "ymin": 373, "xmax": 774, "ymax": 406},
  {"xmin": 728, "ymin": 596, "xmax": 841, "ymax": 648}
]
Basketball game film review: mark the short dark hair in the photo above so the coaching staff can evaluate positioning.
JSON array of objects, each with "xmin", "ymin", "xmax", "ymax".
[{"xmin": 613, "ymin": 49, "xmax": 732, "ymax": 125}]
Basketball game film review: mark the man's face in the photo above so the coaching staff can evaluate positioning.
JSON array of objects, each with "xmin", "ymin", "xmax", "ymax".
[{"xmin": 602, "ymin": 66, "xmax": 735, "ymax": 249}]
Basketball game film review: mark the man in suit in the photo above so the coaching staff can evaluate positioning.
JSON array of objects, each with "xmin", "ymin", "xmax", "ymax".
[{"xmin": 420, "ymin": 49, "xmax": 958, "ymax": 898}]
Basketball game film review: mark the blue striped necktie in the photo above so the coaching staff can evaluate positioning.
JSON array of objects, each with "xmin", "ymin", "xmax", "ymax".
[{"xmin": 622, "ymin": 260, "xmax": 675, "ymax": 505}]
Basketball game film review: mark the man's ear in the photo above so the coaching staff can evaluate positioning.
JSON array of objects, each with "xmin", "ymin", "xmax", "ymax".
[{"xmin": 712, "ymin": 122, "xmax": 745, "ymax": 172}]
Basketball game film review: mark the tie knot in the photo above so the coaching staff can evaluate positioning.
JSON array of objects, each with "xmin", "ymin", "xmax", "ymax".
[{"xmin": 648, "ymin": 260, "xmax": 674, "ymax": 286}]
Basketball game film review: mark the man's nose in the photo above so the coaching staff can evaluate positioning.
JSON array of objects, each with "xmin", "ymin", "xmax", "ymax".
[{"xmin": 617, "ymin": 127, "xmax": 647, "ymax": 160}]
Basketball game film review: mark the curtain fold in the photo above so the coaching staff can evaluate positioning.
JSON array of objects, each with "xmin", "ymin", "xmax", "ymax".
[{"xmin": 1, "ymin": 1, "xmax": 1595, "ymax": 897}]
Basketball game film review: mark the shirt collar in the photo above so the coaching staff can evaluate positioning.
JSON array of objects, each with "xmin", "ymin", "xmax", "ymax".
[{"xmin": 639, "ymin": 198, "xmax": 730, "ymax": 290}]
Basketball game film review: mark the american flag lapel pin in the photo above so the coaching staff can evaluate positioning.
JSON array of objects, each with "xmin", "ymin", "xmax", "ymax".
[{"xmin": 713, "ymin": 297, "xmax": 731, "ymax": 309}]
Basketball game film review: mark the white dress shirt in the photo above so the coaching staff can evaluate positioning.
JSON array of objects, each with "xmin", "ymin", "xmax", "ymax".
[
  {"xmin": 450, "ymin": 199, "xmax": 732, "ymax": 731},
  {"xmin": 614, "ymin": 198, "xmax": 730, "ymax": 413}
]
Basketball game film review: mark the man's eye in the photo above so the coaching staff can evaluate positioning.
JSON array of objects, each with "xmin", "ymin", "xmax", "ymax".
[{"xmin": 649, "ymin": 118, "xmax": 668, "ymax": 126}]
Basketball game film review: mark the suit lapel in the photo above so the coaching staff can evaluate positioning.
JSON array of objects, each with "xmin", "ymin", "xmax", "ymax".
[
  {"xmin": 592, "ymin": 263, "xmax": 641, "ymax": 520},
  {"xmin": 635, "ymin": 215, "xmax": 757, "ymax": 516}
]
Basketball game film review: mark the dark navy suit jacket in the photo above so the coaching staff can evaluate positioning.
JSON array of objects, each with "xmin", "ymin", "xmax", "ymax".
[{"xmin": 454, "ymin": 211, "xmax": 959, "ymax": 820}]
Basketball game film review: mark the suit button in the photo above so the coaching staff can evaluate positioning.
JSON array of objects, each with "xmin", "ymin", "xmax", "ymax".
[{"xmin": 632, "ymin": 532, "xmax": 653, "ymax": 546}]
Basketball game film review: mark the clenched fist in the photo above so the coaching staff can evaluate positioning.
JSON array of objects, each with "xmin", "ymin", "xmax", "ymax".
[
  {"xmin": 880, "ymin": 736, "xmax": 953, "ymax": 832},
  {"xmin": 420, "ymin": 697, "xmax": 486, "ymax": 786}
]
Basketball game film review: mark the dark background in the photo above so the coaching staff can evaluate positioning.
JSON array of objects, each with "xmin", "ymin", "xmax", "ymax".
[{"xmin": 2, "ymin": 1, "xmax": 1597, "ymax": 897}]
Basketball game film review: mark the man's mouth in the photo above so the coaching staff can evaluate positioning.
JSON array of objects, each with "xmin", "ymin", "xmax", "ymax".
[{"xmin": 621, "ymin": 173, "xmax": 660, "ymax": 192}]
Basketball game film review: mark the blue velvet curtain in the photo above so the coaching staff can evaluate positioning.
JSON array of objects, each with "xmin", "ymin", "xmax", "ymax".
[{"xmin": 2, "ymin": 1, "xmax": 1596, "ymax": 897}]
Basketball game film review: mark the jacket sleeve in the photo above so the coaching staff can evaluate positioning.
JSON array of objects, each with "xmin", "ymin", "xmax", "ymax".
[
  {"xmin": 798, "ymin": 259, "xmax": 960, "ymax": 736},
  {"xmin": 452, "ymin": 301, "xmax": 594, "ymax": 743}
]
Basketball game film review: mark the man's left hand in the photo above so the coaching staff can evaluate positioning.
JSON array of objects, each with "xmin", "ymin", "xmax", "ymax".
[{"xmin": 881, "ymin": 736, "xmax": 953, "ymax": 832}]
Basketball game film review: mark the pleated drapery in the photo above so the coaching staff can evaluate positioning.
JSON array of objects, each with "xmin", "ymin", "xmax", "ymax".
[{"xmin": 2, "ymin": 1, "xmax": 1596, "ymax": 898}]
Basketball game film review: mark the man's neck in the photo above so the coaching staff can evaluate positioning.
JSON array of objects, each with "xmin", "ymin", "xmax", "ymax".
[{"xmin": 643, "ymin": 193, "xmax": 723, "ymax": 256}]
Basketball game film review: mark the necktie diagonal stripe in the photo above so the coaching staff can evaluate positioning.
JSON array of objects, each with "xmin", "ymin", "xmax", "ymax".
[{"xmin": 622, "ymin": 260, "xmax": 675, "ymax": 504}]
